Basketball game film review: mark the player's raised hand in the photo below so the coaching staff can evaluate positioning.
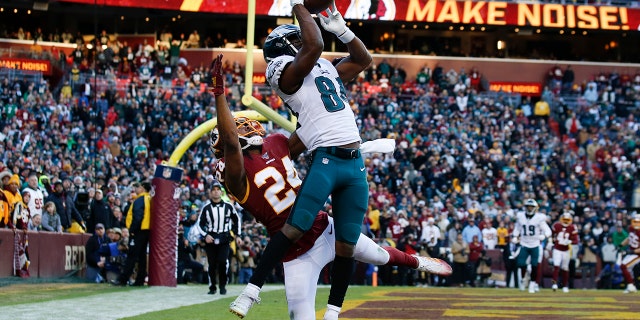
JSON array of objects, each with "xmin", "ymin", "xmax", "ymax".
[
  {"xmin": 210, "ymin": 53, "xmax": 224, "ymax": 97},
  {"xmin": 318, "ymin": 2, "xmax": 354, "ymax": 43}
]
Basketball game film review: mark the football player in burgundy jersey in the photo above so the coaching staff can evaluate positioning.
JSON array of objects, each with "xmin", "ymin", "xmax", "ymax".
[
  {"xmin": 208, "ymin": 54, "xmax": 450, "ymax": 319},
  {"xmin": 620, "ymin": 215, "xmax": 640, "ymax": 294},
  {"xmin": 550, "ymin": 210, "xmax": 579, "ymax": 293}
]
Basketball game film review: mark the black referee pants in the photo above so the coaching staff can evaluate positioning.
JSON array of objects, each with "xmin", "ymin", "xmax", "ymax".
[{"xmin": 205, "ymin": 242, "xmax": 230, "ymax": 291}]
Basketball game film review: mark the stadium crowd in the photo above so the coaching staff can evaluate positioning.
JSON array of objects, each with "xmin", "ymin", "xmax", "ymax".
[{"xmin": 0, "ymin": 30, "xmax": 639, "ymax": 290}]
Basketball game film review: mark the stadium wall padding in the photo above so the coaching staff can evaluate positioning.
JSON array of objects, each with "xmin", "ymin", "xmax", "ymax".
[{"xmin": 0, "ymin": 229, "xmax": 90, "ymax": 278}]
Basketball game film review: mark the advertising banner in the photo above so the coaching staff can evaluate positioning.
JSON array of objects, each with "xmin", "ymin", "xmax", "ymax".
[
  {"xmin": 0, "ymin": 58, "xmax": 52, "ymax": 75},
  {"xmin": 60, "ymin": 0, "xmax": 640, "ymax": 31}
]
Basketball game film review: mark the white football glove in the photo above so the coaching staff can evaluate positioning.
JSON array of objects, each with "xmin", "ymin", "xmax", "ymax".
[
  {"xmin": 538, "ymin": 234, "xmax": 546, "ymax": 241},
  {"xmin": 290, "ymin": 0, "xmax": 304, "ymax": 7},
  {"xmin": 318, "ymin": 5, "xmax": 355, "ymax": 43}
]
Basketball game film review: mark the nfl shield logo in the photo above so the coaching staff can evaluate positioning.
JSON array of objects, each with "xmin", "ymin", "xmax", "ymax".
[
  {"xmin": 162, "ymin": 168, "xmax": 172, "ymax": 179},
  {"xmin": 322, "ymin": 158, "xmax": 329, "ymax": 164}
]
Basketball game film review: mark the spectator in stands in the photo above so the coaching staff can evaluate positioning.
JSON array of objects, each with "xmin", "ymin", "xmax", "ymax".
[
  {"xmin": 85, "ymin": 223, "xmax": 108, "ymax": 283},
  {"xmin": 462, "ymin": 218, "xmax": 482, "ymax": 244},
  {"xmin": 41, "ymin": 201, "xmax": 62, "ymax": 232},
  {"xmin": 451, "ymin": 233, "xmax": 469, "ymax": 287},
  {"xmin": 579, "ymin": 236, "xmax": 599, "ymax": 289},
  {"xmin": 23, "ymin": 173, "xmax": 45, "ymax": 218},
  {"xmin": 47, "ymin": 181, "xmax": 85, "ymax": 232},
  {"xmin": 481, "ymin": 217, "xmax": 498, "ymax": 250},
  {"xmin": 87, "ymin": 189, "xmax": 113, "ymax": 233},
  {"xmin": 187, "ymin": 30, "xmax": 200, "ymax": 48},
  {"xmin": 467, "ymin": 235, "xmax": 483, "ymax": 287},
  {"xmin": 27, "ymin": 212, "xmax": 42, "ymax": 232}
]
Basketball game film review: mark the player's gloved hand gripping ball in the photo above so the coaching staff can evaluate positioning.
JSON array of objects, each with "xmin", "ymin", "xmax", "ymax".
[
  {"xmin": 318, "ymin": 3, "xmax": 355, "ymax": 43},
  {"xmin": 210, "ymin": 53, "xmax": 224, "ymax": 97}
]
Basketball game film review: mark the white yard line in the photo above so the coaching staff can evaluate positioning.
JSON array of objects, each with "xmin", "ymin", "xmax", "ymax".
[{"xmin": 0, "ymin": 284, "xmax": 284, "ymax": 320}]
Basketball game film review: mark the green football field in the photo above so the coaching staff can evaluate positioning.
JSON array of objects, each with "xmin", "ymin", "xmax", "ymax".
[{"xmin": 0, "ymin": 280, "xmax": 637, "ymax": 319}]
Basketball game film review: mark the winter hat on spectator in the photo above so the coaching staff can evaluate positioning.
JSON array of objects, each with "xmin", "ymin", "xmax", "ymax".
[
  {"xmin": 0, "ymin": 170, "xmax": 12, "ymax": 183},
  {"xmin": 8, "ymin": 174, "xmax": 20, "ymax": 186}
]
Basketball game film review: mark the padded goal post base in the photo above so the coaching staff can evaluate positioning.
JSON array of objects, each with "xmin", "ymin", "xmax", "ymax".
[{"xmin": 148, "ymin": 164, "xmax": 184, "ymax": 287}]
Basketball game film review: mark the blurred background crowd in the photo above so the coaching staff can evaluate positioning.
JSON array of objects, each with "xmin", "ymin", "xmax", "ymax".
[{"xmin": 0, "ymin": 25, "xmax": 639, "ymax": 289}]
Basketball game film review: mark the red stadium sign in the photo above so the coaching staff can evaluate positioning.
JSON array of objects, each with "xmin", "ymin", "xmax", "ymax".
[
  {"xmin": 0, "ymin": 58, "xmax": 51, "ymax": 75},
  {"xmin": 60, "ymin": 0, "xmax": 640, "ymax": 31},
  {"xmin": 489, "ymin": 82, "xmax": 542, "ymax": 96}
]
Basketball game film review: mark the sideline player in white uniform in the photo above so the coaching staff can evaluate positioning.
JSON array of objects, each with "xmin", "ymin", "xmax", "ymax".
[
  {"xmin": 22, "ymin": 173, "xmax": 45, "ymax": 218},
  {"xmin": 512, "ymin": 198, "xmax": 551, "ymax": 293},
  {"xmin": 620, "ymin": 214, "xmax": 640, "ymax": 293},
  {"xmin": 550, "ymin": 210, "xmax": 579, "ymax": 293}
]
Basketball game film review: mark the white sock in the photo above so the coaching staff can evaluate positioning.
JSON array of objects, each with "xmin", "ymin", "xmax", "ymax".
[
  {"xmin": 245, "ymin": 283, "xmax": 261, "ymax": 297},
  {"xmin": 326, "ymin": 304, "xmax": 341, "ymax": 314}
]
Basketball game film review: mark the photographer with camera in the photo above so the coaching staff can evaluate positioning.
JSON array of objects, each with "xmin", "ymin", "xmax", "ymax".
[
  {"xmin": 236, "ymin": 235, "xmax": 257, "ymax": 284},
  {"xmin": 98, "ymin": 233, "xmax": 128, "ymax": 283},
  {"xmin": 73, "ymin": 176, "xmax": 91, "ymax": 222}
]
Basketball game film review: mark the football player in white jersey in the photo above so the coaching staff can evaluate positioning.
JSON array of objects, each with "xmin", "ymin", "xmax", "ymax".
[
  {"xmin": 232, "ymin": 2, "xmax": 372, "ymax": 320},
  {"xmin": 22, "ymin": 173, "xmax": 45, "ymax": 218},
  {"xmin": 512, "ymin": 198, "xmax": 551, "ymax": 293}
]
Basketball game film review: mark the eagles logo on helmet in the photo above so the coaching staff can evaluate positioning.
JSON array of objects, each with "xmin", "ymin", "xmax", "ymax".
[
  {"xmin": 263, "ymin": 24, "xmax": 302, "ymax": 63},
  {"xmin": 560, "ymin": 210, "xmax": 573, "ymax": 226}
]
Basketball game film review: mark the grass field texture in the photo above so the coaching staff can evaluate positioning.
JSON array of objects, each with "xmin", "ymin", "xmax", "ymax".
[{"xmin": 1, "ymin": 280, "xmax": 638, "ymax": 320}]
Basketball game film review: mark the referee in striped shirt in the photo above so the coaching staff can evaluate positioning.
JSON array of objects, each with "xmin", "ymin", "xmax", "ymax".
[{"xmin": 198, "ymin": 180, "xmax": 240, "ymax": 295}]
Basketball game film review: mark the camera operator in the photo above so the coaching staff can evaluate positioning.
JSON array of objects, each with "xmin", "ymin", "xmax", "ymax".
[
  {"xmin": 73, "ymin": 177, "xmax": 91, "ymax": 221},
  {"xmin": 98, "ymin": 237, "xmax": 128, "ymax": 283}
]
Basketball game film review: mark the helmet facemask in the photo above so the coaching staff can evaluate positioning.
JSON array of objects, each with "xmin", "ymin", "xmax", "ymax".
[
  {"xmin": 235, "ymin": 117, "xmax": 266, "ymax": 150},
  {"xmin": 560, "ymin": 211, "xmax": 573, "ymax": 226},
  {"xmin": 524, "ymin": 198, "xmax": 538, "ymax": 217},
  {"xmin": 632, "ymin": 215, "xmax": 640, "ymax": 230}
]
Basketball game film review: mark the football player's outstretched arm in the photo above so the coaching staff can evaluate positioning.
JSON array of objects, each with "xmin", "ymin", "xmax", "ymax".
[
  {"xmin": 211, "ymin": 54, "xmax": 247, "ymax": 200},
  {"xmin": 319, "ymin": 3, "xmax": 372, "ymax": 83},
  {"xmin": 279, "ymin": 2, "xmax": 323, "ymax": 94}
]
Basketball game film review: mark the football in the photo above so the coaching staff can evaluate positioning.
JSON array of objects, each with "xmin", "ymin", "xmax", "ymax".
[{"xmin": 304, "ymin": 0, "xmax": 332, "ymax": 14}]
